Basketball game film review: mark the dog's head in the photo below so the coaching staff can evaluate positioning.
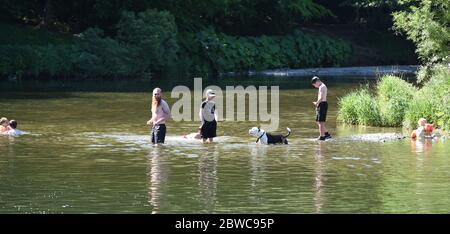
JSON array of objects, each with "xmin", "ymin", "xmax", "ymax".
[{"xmin": 249, "ymin": 127, "xmax": 265, "ymax": 137}]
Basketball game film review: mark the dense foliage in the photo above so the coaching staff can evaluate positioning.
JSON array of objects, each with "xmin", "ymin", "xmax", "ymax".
[
  {"xmin": 180, "ymin": 29, "xmax": 352, "ymax": 75},
  {"xmin": 376, "ymin": 75, "xmax": 416, "ymax": 126},
  {"xmin": 403, "ymin": 65, "xmax": 450, "ymax": 130},
  {"xmin": 0, "ymin": 10, "xmax": 179, "ymax": 79},
  {"xmin": 337, "ymin": 87, "xmax": 381, "ymax": 126},
  {"xmin": 338, "ymin": 0, "xmax": 449, "ymax": 132},
  {"xmin": 338, "ymin": 76, "xmax": 417, "ymax": 127},
  {"xmin": 77, "ymin": 10, "xmax": 178, "ymax": 78},
  {"xmin": 0, "ymin": 0, "xmax": 335, "ymax": 35},
  {"xmin": 0, "ymin": 0, "xmax": 422, "ymax": 79},
  {"xmin": 338, "ymin": 70, "xmax": 450, "ymax": 131},
  {"xmin": 393, "ymin": 0, "xmax": 449, "ymax": 64}
]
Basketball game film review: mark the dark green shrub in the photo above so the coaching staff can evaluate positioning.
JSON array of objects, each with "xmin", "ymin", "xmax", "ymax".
[
  {"xmin": 76, "ymin": 27, "xmax": 134, "ymax": 78},
  {"xmin": 180, "ymin": 29, "xmax": 353, "ymax": 76},
  {"xmin": 77, "ymin": 10, "xmax": 179, "ymax": 78},
  {"xmin": 0, "ymin": 44, "xmax": 80, "ymax": 78},
  {"xmin": 116, "ymin": 10, "xmax": 179, "ymax": 73}
]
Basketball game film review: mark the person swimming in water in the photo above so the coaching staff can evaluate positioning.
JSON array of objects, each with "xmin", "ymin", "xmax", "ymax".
[
  {"xmin": 0, "ymin": 117, "xmax": 11, "ymax": 134},
  {"xmin": 7, "ymin": 120, "xmax": 23, "ymax": 136}
]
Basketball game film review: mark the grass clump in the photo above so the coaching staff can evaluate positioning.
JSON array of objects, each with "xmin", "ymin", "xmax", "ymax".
[
  {"xmin": 338, "ymin": 88, "xmax": 381, "ymax": 126},
  {"xmin": 376, "ymin": 75, "xmax": 417, "ymax": 126},
  {"xmin": 338, "ymin": 66, "xmax": 450, "ymax": 133}
]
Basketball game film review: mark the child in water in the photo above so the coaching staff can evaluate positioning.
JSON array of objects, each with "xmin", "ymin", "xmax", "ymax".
[
  {"xmin": 411, "ymin": 118, "xmax": 434, "ymax": 139},
  {"xmin": 8, "ymin": 120, "xmax": 23, "ymax": 136},
  {"xmin": 0, "ymin": 117, "xmax": 11, "ymax": 134}
]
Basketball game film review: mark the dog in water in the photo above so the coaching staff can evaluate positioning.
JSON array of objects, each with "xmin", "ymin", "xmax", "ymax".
[{"xmin": 248, "ymin": 127, "xmax": 291, "ymax": 144}]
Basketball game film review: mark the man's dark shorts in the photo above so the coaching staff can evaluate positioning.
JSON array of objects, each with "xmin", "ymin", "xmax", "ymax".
[
  {"xmin": 151, "ymin": 124, "xmax": 166, "ymax": 143},
  {"xmin": 201, "ymin": 120, "xmax": 217, "ymax": 139},
  {"xmin": 316, "ymin": 101, "xmax": 328, "ymax": 122}
]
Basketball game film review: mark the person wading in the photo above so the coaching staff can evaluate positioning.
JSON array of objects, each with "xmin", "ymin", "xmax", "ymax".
[
  {"xmin": 312, "ymin": 76, "xmax": 332, "ymax": 141},
  {"xmin": 199, "ymin": 89, "xmax": 218, "ymax": 143},
  {"xmin": 147, "ymin": 88, "xmax": 171, "ymax": 144}
]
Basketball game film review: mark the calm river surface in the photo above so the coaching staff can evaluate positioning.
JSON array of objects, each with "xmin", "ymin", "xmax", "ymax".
[{"xmin": 0, "ymin": 77, "xmax": 449, "ymax": 213}]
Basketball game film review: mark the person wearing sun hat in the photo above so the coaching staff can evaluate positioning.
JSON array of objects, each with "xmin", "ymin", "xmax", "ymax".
[{"xmin": 199, "ymin": 89, "xmax": 218, "ymax": 143}]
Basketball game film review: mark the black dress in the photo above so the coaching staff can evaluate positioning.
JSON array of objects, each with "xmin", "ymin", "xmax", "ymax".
[{"xmin": 200, "ymin": 101, "xmax": 217, "ymax": 138}]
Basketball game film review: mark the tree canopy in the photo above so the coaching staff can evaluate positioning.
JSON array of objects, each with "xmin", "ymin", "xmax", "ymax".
[
  {"xmin": 393, "ymin": 0, "xmax": 450, "ymax": 64},
  {"xmin": 0, "ymin": 0, "xmax": 402, "ymax": 35}
]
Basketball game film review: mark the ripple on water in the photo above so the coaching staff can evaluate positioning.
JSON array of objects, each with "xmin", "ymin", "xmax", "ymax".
[
  {"xmin": 332, "ymin": 156, "xmax": 361, "ymax": 160},
  {"xmin": 85, "ymin": 133, "xmax": 256, "ymax": 153}
]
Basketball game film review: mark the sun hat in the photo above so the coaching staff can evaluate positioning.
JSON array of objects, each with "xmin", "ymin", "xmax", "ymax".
[{"xmin": 205, "ymin": 89, "xmax": 216, "ymax": 98}]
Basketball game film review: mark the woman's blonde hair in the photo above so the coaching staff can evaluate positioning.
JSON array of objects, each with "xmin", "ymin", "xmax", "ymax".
[
  {"xmin": 0, "ymin": 117, "xmax": 8, "ymax": 124},
  {"xmin": 418, "ymin": 118, "xmax": 427, "ymax": 126}
]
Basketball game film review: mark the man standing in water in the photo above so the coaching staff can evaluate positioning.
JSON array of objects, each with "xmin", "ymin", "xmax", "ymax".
[
  {"xmin": 147, "ymin": 88, "xmax": 171, "ymax": 144},
  {"xmin": 312, "ymin": 76, "xmax": 331, "ymax": 141}
]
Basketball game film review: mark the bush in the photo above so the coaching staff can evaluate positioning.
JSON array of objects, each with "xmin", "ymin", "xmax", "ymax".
[
  {"xmin": 338, "ymin": 88, "xmax": 382, "ymax": 126},
  {"xmin": 116, "ymin": 10, "xmax": 179, "ymax": 73},
  {"xmin": 76, "ymin": 27, "xmax": 134, "ymax": 78},
  {"xmin": 376, "ymin": 75, "xmax": 416, "ymax": 126},
  {"xmin": 0, "ymin": 44, "xmax": 80, "ymax": 78},
  {"xmin": 0, "ymin": 9, "xmax": 179, "ymax": 80},
  {"xmin": 77, "ymin": 10, "xmax": 179, "ymax": 78}
]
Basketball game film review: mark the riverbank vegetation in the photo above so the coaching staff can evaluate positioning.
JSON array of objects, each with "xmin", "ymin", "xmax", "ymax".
[
  {"xmin": 0, "ymin": 0, "xmax": 417, "ymax": 79},
  {"xmin": 338, "ymin": 68, "xmax": 450, "ymax": 131},
  {"xmin": 338, "ymin": 0, "xmax": 450, "ymax": 132}
]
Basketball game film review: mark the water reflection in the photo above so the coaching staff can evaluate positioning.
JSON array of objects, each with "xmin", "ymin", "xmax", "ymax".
[
  {"xmin": 198, "ymin": 145, "xmax": 219, "ymax": 212},
  {"xmin": 0, "ymin": 135, "xmax": 17, "ymax": 147},
  {"xmin": 249, "ymin": 145, "xmax": 268, "ymax": 205},
  {"xmin": 314, "ymin": 141, "xmax": 325, "ymax": 213},
  {"xmin": 147, "ymin": 146, "xmax": 169, "ymax": 214},
  {"xmin": 0, "ymin": 137, "xmax": 11, "ymax": 179},
  {"xmin": 411, "ymin": 138, "xmax": 435, "ymax": 156}
]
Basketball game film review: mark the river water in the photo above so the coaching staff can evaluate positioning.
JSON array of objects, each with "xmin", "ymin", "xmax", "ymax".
[{"xmin": 0, "ymin": 77, "xmax": 449, "ymax": 213}]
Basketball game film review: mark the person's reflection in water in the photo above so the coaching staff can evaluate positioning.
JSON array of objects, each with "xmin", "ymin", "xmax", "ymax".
[
  {"xmin": 249, "ymin": 145, "xmax": 268, "ymax": 204},
  {"xmin": 0, "ymin": 136, "xmax": 16, "ymax": 184},
  {"xmin": 314, "ymin": 141, "xmax": 325, "ymax": 213},
  {"xmin": 198, "ymin": 145, "xmax": 219, "ymax": 212},
  {"xmin": 147, "ymin": 146, "xmax": 169, "ymax": 214},
  {"xmin": 410, "ymin": 137, "xmax": 440, "ymax": 203},
  {"xmin": 0, "ymin": 134, "xmax": 16, "ymax": 147},
  {"xmin": 411, "ymin": 138, "xmax": 434, "ymax": 158}
]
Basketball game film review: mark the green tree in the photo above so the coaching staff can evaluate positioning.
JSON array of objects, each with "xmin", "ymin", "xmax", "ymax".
[
  {"xmin": 116, "ymin": 10, "xmax": 178, "ymax": 74},
  {"xmin": 149, "ymin": 0, "xmax": 332, "ymax": 35},
  {"xmin": 393, "ymin": 0, "xmax": 450, "ymax": 64},
  {"xmin": 77, "ymin": 9, "xmax": 179, "ymax": 78}
]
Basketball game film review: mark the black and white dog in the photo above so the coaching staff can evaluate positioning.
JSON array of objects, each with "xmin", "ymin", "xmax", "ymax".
[{"xmin": 249, "ymin": 127, "xmax": 291, "ymax": 144}]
